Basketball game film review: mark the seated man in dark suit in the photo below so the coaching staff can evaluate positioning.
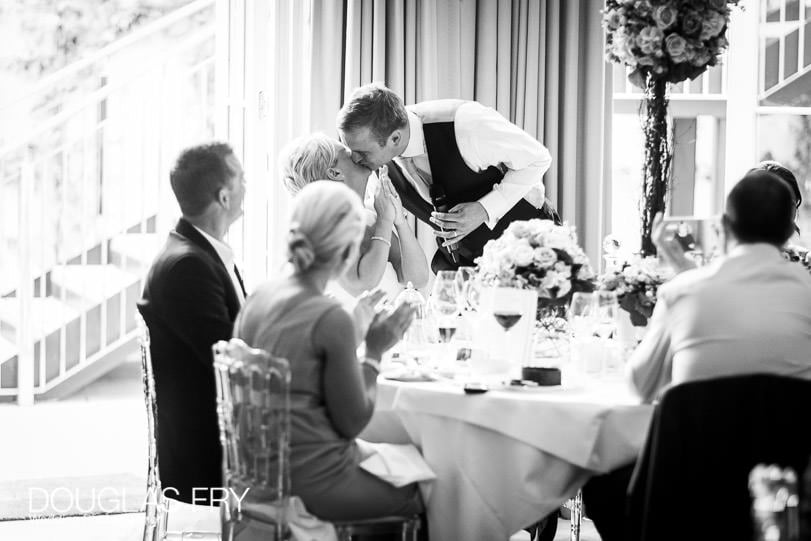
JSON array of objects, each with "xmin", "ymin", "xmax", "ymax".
[{"xmin": 138, "ymin": 142, "xmax": 247, "ymax": 505}]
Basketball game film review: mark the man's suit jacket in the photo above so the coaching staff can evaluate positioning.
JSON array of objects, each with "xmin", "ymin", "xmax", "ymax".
[{"xmin": 137, "ymin": 218, "xmax": 245, "ymax": 504}]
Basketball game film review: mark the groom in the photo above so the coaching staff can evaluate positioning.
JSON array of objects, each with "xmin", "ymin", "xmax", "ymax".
[{"xmin": 337, "ymin": 83, "xmax": 560, "ymax": 272}]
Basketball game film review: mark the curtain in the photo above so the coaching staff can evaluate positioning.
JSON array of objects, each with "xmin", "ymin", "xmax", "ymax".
[{"xmin": 308, "ymin": 0, "xmax": 611, "ymax": 263}]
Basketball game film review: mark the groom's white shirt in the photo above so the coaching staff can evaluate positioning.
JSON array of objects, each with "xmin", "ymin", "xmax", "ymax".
[
  {"xmin": 394, "ymin": 101, "xmax": 552, "ymax": 229},
  {"xmin": 628, "ymin": 243, "xmax": 811, "ymax": 403},
  {"xmin": 193, "ymin": 225, "xmax": 246, "ymax": 304}
]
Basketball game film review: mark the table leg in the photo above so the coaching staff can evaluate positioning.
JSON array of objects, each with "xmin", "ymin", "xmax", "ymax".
[{"xmin": 568, "ymin": 490, "xmax": 582, "ymax": 541}]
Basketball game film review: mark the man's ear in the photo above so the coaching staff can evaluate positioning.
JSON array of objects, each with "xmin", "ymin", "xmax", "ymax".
[
  {"xmin": 217, "ymin": 187, "xmax": 229, "ymax": 207},
  {"xmin": 389, "ymin": 130, "xmax": 401, "ymax": 147}
]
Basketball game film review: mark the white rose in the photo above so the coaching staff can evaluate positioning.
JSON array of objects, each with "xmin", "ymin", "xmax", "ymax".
[
  {"xmin": 545, "ymin": 229, "xmax": 574, "ymax": 250},
  {"xmin": 506, "ymin": 221, "xmax": 531, "ymax": 238},
  {"xmin": 556, "ymin": 279, "xmax": 572, "ymax": 298},
  {"xmin": 541, "ymin": 271, "xmax": 561, "ymax": 291},
  {"xmin": 577, "ymin": 265, "xmax": 595, "ymax": 281},
  {"xmin": 534, "ymin": 247, "xmax": 558, "ymax": 268},
  {"xmin": 513, "ymin": 243, "xmax": 535, "ymax": 267},
  {"xmin": 554, "ymin": 261, "xmax": 571, "ymax": 276}
]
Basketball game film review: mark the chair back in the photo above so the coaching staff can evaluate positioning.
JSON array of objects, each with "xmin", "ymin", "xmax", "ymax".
[
  {"xmin": 213, "ymin": 339, "xmax": 291, "ymax": 539},
  {"xmin": 137, "ymin": 313, "xmax": 163, "ymax": 541},
  {"xmin": 627, "ymin": 374, "xmax": 811, "ymax": 541}
]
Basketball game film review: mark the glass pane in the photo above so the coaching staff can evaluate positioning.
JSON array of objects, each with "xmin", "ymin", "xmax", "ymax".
[
  {"xmin": 766, "ymin": 0, "xmax": 781, "ymax": 22},
  {"xmin": 764, "ymin": 37, "xmax": 780, "ymax": 91},
  {"xmin": 708, "ymin": 65, "xmax": 724, "ymax": 94},
  {"xmin": 805, "ymin": 21, "xmax": 811, "ymax": 68},
  {"xmin": 756, "ymin": 114, "xmax": 811, "ymax": 249},
  {"xmin": 785, "ymin": 29, "xmax": 799, "ymax": 78},
  {"xmin": 610, "ymin": 114, "xmax": 644, "ymax": 251},
  {"xmin": 786, "ymin": 0, "xmax": 801, "ymax": 20},
  {"xmin": 694, "ymin": 116, "xmax": 721, "ymax": 217},
  {"xmin": 689, "ymin": 73, "xmax": 704, "ymax": 93}
]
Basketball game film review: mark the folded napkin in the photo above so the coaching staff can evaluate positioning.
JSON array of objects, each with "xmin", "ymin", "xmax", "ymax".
[
  {"xmin": 241, "ymin": 496, "xmax": 337, "ymax": 541},
  {"xmin": 358, "ymin": 442, "xmax": 437, "ymax": 488}
]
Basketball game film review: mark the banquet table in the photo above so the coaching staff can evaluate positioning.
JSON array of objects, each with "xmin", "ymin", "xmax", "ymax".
[{"xmin": 360, "ymin": 374, "xmax": 654, "ymax": 541}]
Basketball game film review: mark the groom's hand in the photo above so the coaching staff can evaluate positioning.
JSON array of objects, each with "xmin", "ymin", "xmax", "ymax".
[{"xmin": 430, "ymin": 202, "xmax": 488, "ymax": 247}]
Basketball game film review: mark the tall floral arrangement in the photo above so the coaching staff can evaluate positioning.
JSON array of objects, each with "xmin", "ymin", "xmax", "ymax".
[
  {"xmin": 603, "ymin": 0, "xmax": 740, "ymax": 254},
  {"xmin": 476, "ymin": 220, "xmax": 595, "ymax": 315}
]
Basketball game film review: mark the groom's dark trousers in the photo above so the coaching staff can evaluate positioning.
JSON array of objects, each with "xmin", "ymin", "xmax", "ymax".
[{"xmin": 138, "ymin": 217, "xmax": 245, "ymax": 505}]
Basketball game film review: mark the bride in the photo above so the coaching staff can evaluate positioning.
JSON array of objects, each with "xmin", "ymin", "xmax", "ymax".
[{"xmin": 280, "ymin": 133, "xmax": 429, "ymax": 300}]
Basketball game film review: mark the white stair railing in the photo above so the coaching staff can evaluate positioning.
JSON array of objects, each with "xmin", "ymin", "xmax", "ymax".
[{"xmin": 0, "ymin": 0, "xmax": 217, "ymax": 404}]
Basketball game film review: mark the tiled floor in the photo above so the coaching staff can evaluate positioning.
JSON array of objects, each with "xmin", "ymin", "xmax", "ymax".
[{"xmin": 0, "ymin": 352, "xmax": 602, "ymax": 540}]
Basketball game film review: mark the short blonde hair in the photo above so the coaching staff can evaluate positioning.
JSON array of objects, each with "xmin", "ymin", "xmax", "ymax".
[
  {"xmin": 279, "ymin": 133, "xmax": 338, "ymax": 194},
  {"xmin": 287, "ymin": 181, "xmax": 365, "ymax": 274}
]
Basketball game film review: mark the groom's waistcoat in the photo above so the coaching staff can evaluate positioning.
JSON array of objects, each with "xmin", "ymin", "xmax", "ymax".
[{"xmin": 387, "ymin": 99, "xmax": 560, "ymax": 272}]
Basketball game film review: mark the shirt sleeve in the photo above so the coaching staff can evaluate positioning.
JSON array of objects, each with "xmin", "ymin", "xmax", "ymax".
[
  {"xmin": 455, "ymin": 102, "xmax": 552, "ymax": 229},
  {"xmin": 625, "ymin": 288, "xmax": 674, "ymax": 403}
]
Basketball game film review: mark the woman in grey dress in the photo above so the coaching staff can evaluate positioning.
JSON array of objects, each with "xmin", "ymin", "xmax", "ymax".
[{"xmin": 234, "ymin": 181, "xmax": 423, "ymax": 521}]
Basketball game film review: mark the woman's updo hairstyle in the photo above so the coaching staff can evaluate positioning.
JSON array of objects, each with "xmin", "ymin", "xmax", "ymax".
[
  {"xmin": 279, "ymin": 133, "xmax": 339, "ymax": 195},
  {"xmin": 287, "ymin": 181, "xmax": 365, "ymax": 274}
]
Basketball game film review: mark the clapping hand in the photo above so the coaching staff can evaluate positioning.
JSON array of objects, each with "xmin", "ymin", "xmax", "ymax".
[
  {"xmin": 430, "ymin": 202, "xmax": 488, "ymax": 247},
  {"xmin": 364, "ymin": 301, "xmax": 416, "ymax": 360},
  {"xmin": 352, "ymin": 289, "xmax": 387, "ymax": 345},
  {"xmin": 652, "ymin": 212, "xmax": 697, "ymax": 275}
]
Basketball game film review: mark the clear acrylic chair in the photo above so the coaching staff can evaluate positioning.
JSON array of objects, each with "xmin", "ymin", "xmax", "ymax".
[
  {"xmin": 137, "ymin": 315, "xmax": 220, "ymax": 541},
  {"xmin": 213, "ymin": 338, "xmax": 421, "ymax": 541}
]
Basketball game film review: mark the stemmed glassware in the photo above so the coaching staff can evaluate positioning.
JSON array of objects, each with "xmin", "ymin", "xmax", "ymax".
[
  {"xmin": 592, "ymin": 291, "xmax": 619, "ymax": 340},
  {"xmin": 430, "ymin": 271, "xmax": 461, "ymax": 345},
  {"xmin": 568, "ymin": 292, "xmax": 595, "ymax": 340},
  {"xmin": 454, "ymin": 266, "xmax": 476, "ymax": 311}
]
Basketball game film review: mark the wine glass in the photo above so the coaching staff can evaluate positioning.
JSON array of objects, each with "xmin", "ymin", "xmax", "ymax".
[
  {"xmin": 454, "ymin": 266, "xmax": 476, "ymax": 310},
  {"xmin": 430, "ymin": 271, "xmax": 460, "ymax": 343},
  {"xmin": 568, "ymin": 292, "xmax": 595, "ymax": 339},
  {"xmin": 493, "ymin": 310, "xmax": 523, "ymax": 333},
  {"xmin": 593, "ymin": 291, "xmax": 619, "ymax": 340}
]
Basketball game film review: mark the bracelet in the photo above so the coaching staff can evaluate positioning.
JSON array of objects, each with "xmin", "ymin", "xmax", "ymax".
[
  {"xmin": 361, "ymin": 357, "xmax": 382, "ymax": 372},
  {"xmin": 370, "ymin": 236, "xmax": 392, "ymax": 248}
]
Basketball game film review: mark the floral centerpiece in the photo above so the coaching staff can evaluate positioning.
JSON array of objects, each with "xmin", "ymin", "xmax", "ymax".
[
  {"xmin": 475, "ymin": 220, "xmax": 596, "ymax": 319},
  {"xmin": 783, "ymin": 245, "xmax": 811, "ymax": 274},
  {"xmin": 603, "ymin": 0, "xmax": 740, "ymax": 255},
  {"xmin": 598, "ymin": 254, "xmax": 673, "ymax": 327}
]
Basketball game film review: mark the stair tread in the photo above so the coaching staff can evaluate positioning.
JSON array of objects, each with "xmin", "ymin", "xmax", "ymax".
[
  {"xmin": 0, "ymin": 297, "xmax": 81, "ymax": 338},
  {"xmin": 109, "ymin": 233, "xmax": 164, "ymax": 264},
  {"xmin": 50, "ymin": 264, "xmax": 140, "ymax": 302}
]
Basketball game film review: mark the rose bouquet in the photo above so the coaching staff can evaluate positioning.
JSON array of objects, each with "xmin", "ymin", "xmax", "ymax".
[
  {"xmin": 783, "ymin": 245, "xmax": 811, "ymax": 275},
  {"xmin": 476, "ymin": 220, "xmax": 596, "ymax": 315},
  {"xmin": 598, "ymin": 254, "xmax": 673, "ymax": 326},
  {"xmin": 603, "ymin": 0, "xmax": 740, "ymax": 88}
]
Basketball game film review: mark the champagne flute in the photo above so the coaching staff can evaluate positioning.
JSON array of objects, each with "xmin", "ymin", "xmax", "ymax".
[
  {"xmin": 454, "ymin": 266, "xmax": 476, "ymax": 310},
  {"xmin": 430, "ymin": 271, "xmax": 460, "ymax": 343}
]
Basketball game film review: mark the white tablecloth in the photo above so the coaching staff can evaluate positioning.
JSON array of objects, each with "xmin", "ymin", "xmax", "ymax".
[{"xmin": 361, "ymin": 377, "xmax": 653, "ymax": 541}]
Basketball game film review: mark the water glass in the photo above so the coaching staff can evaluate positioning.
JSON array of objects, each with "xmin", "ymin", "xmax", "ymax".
[{"xmin": 568, "ymin": 292, "xmax": 595, "ymax": 339}]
